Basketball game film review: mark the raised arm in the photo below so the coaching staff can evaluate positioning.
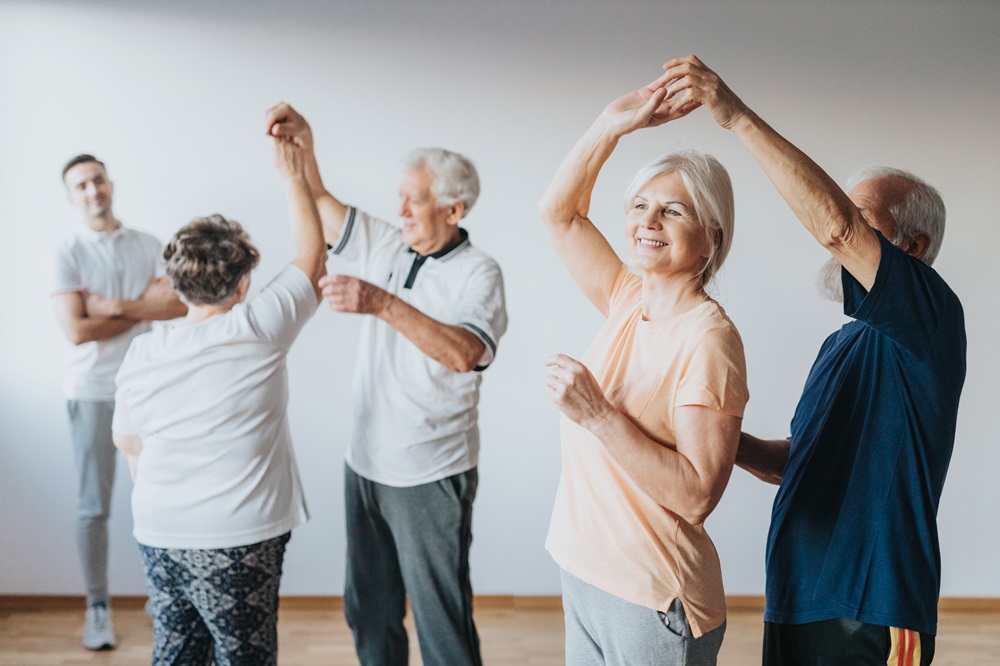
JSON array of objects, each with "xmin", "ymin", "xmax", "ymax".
[
  {"xmin": 538, "ymin": 73, "xmax": 692, "ymax": 315},
  {"xmin": 546, "ymin": 354, "xmax": 740, "ymax": 525},
  {"xmin": 735, "ymin": 432, "xmax": 790, "ymax": 485},
  {"xmin": 265, "ymin": 102, "xmax": 349, "ymax": 247},
  {"xmin": 52, "ymin": 291, "xmax": 138, "ymax": 345},
  {"xmin": 662, "ymin": 55, "xmax": 883, "ymax": 289},
  {"xmin": 272, "ymin": 137, "xmax": 328, "ymax": 296},
  {"xmin": 84, "ymin": 276, "xmax": 187, "ymax": 321}
]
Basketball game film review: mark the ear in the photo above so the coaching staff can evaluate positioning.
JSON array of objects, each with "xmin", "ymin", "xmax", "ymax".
[
  {"xmin": 233, "ymin": 273, "xmax": 252, "ymax": 303},
  {"xmin": 906, "ymin": 231, "xmax": 932, "ymax": 261},
  {"xmin": 446, "ymin": 200, "xmax": 466, "ymax": 226}
]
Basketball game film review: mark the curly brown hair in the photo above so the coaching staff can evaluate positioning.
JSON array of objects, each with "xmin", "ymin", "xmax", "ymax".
[{"xmin": 164, "ymin": 214, "xmax": 260, "ymax": 306}]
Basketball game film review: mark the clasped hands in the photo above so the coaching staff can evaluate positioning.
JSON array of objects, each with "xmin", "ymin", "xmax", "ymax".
[{"xmin": 602, "ymin": 54, "xmax": 750, "ymax": 136}]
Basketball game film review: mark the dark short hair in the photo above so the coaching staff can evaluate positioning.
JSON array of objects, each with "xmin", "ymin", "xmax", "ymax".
[
  {"xmin": 164, "ymin": 215, "xmax": 261, "ymax": 305},
  {"xmin": 62, "ymin": 154, "xmax": 106, "ymax": 182}
]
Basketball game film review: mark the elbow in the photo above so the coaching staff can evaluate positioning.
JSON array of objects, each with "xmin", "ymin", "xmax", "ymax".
[
  {"xmin": 67, "ymin": 330, "xmax": 89, "ymax": 346},
  {"xmin": 816, "ymin": 204, "xmax": 867, "ymax": 251},
  {"xmin": 443, "ymin": 351, "xmax": 479, "ymax": 374}
]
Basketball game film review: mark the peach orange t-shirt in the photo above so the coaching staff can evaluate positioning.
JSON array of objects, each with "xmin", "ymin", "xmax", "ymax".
[{"xmin": 546, "ymin": 266, "xmax": 749, "ymax": 638}]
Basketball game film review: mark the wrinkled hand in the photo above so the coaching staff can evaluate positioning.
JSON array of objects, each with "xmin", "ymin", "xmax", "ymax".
[
  {"xmin": 264, "ymin": 102, "xmax": 314, "ymax": 150},
  {"xmin": 545, "ymin": 354, "xmax": 615, "ymax": 430},
  {"xmin": 601, "ymin": 70, "xmax": 694, "ymax": 136},
  {"xmin": 320, "ymin": 274, "xmax": 392, "ymax": 315},
  {"xmin": 272, "ymin": 135, "xmax": 306, "ymax": 181},
  {"xmin": 660, "ymin": 55, "xmax": 750, "ymax": 131}
]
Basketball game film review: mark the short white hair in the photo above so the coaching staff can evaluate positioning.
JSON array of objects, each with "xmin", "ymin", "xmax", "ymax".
[
  {"xmin": 624, "ymin": 150, "xmax": 735, "ymax": 284},
  {"xmin": 847, "ymin": 166, "xmax": 946, "ymax": 265},
  {"xmin": 403, "ymin": 147, "xmax": 480, "ymax": 218}
]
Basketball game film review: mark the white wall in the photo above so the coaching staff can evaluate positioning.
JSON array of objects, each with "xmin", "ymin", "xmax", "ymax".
[{"xmin": 1, "ymin": 0, "xmax": 998, "ymax": 598}]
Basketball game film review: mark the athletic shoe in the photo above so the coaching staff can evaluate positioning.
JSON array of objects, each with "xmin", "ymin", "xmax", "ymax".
[{"xmin": 82, "ymin": 602, "xmax": 117, "ymax": 650}]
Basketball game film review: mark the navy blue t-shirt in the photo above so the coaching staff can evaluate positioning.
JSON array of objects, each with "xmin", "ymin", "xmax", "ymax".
[{"xmin": 764, "ymin": 232, "xmax": 966, "ymax": 636}]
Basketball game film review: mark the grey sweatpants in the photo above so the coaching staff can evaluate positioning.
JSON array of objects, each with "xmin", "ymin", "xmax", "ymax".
[
  {"xmin": 343, "ymin": 463, "xmax": 481, "ymax": 666},
  {"xmin": 67, "ymin": 400, "xmax": 116, "ymax": 606},
  {"xmin": 560, "ymin": 569, "xmax": 726, "ymax": 665}
]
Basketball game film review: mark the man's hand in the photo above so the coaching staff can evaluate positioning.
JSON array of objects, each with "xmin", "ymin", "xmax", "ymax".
[
  {"xmin": 264, "ymin": 102, "xmax": 314, "ymax": 150},
  {"xmin": 83, "ymin": 289, "xmax": 121, "ymax": 318},
  {"xmin": 321, "ymin": 274, "xmax": 393, "ymax": 316},
  {"xmin": 660, "ymin": 55, "xmax": 751, "ymax": 131},
  {"xmin": 544, "ymin": 354, "xmax": 615, "ymax": 431},
  {"xmin": 599, "ymin": 71, "xmax": 694, "ymax": 136}
]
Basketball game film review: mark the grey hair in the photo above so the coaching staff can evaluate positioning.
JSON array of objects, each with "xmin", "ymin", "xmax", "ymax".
[
  {"xmin": 624, "ymin": 149, "xmax": 735, "ymax": 285},
  {"xmin": 846, "ymin": 166, "xmax": 946, "ymax": 265},
  {"xmin": 403, "ymin": 147, "xmax": 480, "ymax": 218}
]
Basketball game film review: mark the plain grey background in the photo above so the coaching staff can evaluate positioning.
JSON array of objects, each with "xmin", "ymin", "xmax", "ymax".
[{"xmin": 1, "ymin": 0, "xmax": 997, "ymax": 598}]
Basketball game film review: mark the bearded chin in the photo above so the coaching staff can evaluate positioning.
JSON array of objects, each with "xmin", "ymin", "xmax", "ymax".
[{"xmin": 816, "ymin": 257, "xmax": 844, "ymax": 303}]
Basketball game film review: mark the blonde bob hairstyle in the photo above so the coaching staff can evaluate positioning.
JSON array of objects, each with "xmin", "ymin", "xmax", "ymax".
[{"xmin": 624, "ymin": 150, "xmax": 735, "ymax": 285}]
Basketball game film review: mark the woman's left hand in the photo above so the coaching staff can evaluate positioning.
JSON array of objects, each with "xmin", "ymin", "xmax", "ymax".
[{"xmin": 545, "ymin": 354, "xmax": 615, "ymax": 430}]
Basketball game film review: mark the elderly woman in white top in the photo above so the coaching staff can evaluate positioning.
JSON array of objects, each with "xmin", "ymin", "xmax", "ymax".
[
  {"xmin": 540, "ymin": 70, "xmax": 750, "ymax": 664},
  {"xmin": 111, "ymin": 137, "xmax": 326, "ymax": 665}
]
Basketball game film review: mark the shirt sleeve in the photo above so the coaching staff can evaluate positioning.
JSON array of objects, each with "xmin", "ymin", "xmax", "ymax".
[
  {"xmin": 842, "ymin": 231, "xmax": 957, "ymax": 361},
  {"xmin": 675, "ymin": 324, "xmax": 749, "ymax": 418},
  {"xmin": 454, "ymin": 259, "xmax": 508, "ymax": 371},
  {"xmin": 245, "ymin": 264, "xmax": 320, "ymax": 348},
  {"xmin": 328, "ymin": 207, "xmax": 403, "ymax": 281},
  {"xmin": 52, "ymin": 242, "xmax": 81, "ymax": 295}
]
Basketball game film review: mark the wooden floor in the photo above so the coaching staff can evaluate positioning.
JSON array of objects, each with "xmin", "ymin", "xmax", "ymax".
[{"xmin": 2, "ymin": 598, "xmax": 999, "ymax": 665}]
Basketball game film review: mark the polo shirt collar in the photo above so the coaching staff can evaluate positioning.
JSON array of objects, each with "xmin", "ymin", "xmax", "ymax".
[
  {"xmin": 79, "ymin": 222, "xmax": 126, "ymax": 242},
  {"xmin": 406, "ymin": 228, "xmax": 469, "ymax": 261}
]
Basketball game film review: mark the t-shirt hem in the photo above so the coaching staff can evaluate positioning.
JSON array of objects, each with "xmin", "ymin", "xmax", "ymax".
[
  {"xmin": 345, "ymin": 457, "xmax": 477, "ymax": 488},
  {"xmin": 763, "ymin": 608, "xmax": 936, "ymax": 636},
  {"xmin": 134, "ymin": 513, "xmax": 306, "ymax": 550},
  {"xmin": 547, "ymin": 547, "xmax": 722, "ymax": 638}
]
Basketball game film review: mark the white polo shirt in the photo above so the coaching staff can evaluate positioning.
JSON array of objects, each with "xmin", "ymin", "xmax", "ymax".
[
  {"xmin": 112, "ymin": 265, "xmax": 317, "ymax": 549},
  {"xmin": 52, "ymin": 224, "xmax": 164, "ymax": 401},
  {"xmin": 332, "ymin": 207, "xmax": 507, "ymax": 487}
]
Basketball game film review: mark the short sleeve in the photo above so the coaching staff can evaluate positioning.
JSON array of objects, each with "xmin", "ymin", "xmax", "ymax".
[
  {"xmin": 52, "ymin": 243, "xmax": 81, "ymax": 295},
  {"xmin": 675, "ymin": 325, "xmax": 749, "ymax": 418},
  {"xmin": 328, "ymin": 207, "xmax": 404, "ymax": 280},
  {"xmin": 842, "ymin": 231, "xmax": 956, "ymax": 361},
  {"xmin": 455, "ymin": 260, "xmax": 508, "ymax": 371},
  {"xmin": 245, "ymin": 264, "xmax": 320, "ymax": 348}
]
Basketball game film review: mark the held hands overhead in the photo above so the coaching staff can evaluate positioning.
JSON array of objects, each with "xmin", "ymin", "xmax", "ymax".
[{"xmin": 600, "ymin": 54, "xmax": 750, "ymax": 136}]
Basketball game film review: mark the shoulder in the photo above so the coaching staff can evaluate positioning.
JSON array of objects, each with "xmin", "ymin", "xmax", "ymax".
[{"xmin": 690, "ymin": 301, "xmax": 746, "ymax": 353}]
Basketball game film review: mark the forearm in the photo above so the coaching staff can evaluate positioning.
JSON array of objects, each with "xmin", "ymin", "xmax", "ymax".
[
  {"xmin": 63, "ymin": 315, "xmax": 138, "ymax": 345},
  {"xmin": 378, "ymin": 296, "xmax": 484, "ymax": 373},
  {"xmin": 588, "ymin": 410, "xmax": 723, "ymax": 524},
  {"xmin": 287, "ymin": 176, "xmax": 328, "ymax": 286},
  {"xmin": 304, "ymin": 147, "xmax": 349, "ymax": 244},
  {"xmin": 113, "ymin": 434, "xmax": 143, "ymax": 481},
  {"xmin": 539, "ymin": 116, "xmax": 622, "ymax": 228},
  {"xmin": 108, "ymin": 294, "xmax": 186, "ymax": 321},
  {"xmin": 734, "ymin": 431, "xmax": 789, "ymax": 485},
  {"xmin": 730, "ymin": 112, "xmax": 865, "ymax": 249}
]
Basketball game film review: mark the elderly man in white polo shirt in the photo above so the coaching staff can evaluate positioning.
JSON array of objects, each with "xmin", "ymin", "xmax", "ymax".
[
  {"xmin": 51, "ymin": 154, "xmax": 186, "ymax": 651},
  {"xmin": 266, "ymin": 104, "xmax": 507, "ymax": 666}
]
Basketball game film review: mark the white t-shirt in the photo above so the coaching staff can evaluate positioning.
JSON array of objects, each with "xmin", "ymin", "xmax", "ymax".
[
  {"xmin": 112, "ymin": 265, "xmax": 318, "ymax": 549},
  {"xmin": 52, "ymin": 225, "xmax": 164, "ymax": 401},
  {"xmin": 331, "ymin": 207, "xmax": 508, "ymax": 487}
]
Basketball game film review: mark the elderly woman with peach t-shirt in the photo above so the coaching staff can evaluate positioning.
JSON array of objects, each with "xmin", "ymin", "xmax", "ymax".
[{"xmin": 540, "ymin": 68, "xmax": 749, "ymax": 665}]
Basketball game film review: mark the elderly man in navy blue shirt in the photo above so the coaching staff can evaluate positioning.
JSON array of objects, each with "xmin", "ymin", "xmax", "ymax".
[{"xmin": 661, "ymin": 56, "xmax": 966, "ymax": 665}]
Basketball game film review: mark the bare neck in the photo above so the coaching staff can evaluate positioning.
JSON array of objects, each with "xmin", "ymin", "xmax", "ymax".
[
  {"xmin": 639, "ymin": 271, "xmax": 709, "ymax": 321},
  {"xmin": 85, "ymin": 211, "xmax": 121, "ymax": 234}
]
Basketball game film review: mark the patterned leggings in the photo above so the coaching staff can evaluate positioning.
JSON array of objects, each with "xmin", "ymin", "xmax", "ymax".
[{"xmin": 138, "ymin": 532, "xmax": 290, "ymax": 666}]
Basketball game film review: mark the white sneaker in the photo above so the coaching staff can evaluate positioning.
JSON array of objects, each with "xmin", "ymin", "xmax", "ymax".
[{"xmin": 83, "ymin": 603, "xmax": 117, "ymax": 650}]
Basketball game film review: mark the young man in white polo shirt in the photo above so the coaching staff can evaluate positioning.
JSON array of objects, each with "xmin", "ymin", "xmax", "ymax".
[
  {"xmin": 51, "ymin": 154, "xmax": 186, "ymax": 651},
  {"xmin": 266, "ymin": 104, "xmax": 507, "ymax": 666}
]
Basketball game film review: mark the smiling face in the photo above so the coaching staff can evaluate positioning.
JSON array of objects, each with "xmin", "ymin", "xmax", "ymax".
[
  {"xmin": 625, "ymin": 171, "xmax": 710, "ymax": 280},
  {"xmin": 397, "ymin": 165, "xmax": 462, "ymax": 255},
  {"xmin": 64, "ymin": 161, "xmax": 114, "ymax": 219}
]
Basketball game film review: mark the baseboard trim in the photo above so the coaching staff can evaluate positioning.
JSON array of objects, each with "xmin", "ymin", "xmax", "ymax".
[{"xmin": 3, "ymin": 594, "xmax": 998, "ymax": 613}]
